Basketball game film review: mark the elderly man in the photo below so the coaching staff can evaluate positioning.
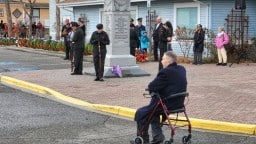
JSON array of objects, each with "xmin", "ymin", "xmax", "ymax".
[
  {"xmin": 152, "ymin": 16, "xmax": 163, "ymax": 61},
  {"xmin": 133, "ymin": 51, "xmax": 187, "ymax": 144}
]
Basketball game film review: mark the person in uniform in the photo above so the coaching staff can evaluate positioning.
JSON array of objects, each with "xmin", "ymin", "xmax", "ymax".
[
  {"xmin": 90, "ymin": 24, "xmax": 110, "ymax": 81},
  {"xmin": 135, "ymin": 18, "xmax": 146, "ymax": 49},
  {"xmin": 70, "ymin": 22, "xmax": 85, "ymax": 75},
  {"xmin": 130, "ymin": 23, "xmax": 139, "ymax": 56}
]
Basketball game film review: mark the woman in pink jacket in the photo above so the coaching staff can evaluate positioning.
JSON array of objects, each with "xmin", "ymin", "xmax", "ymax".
[{"xmin": 215, "ymin": 26, "xmax": 229, "ymax": 66}]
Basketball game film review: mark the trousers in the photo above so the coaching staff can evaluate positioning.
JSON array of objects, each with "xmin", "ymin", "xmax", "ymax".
[{"xmin": 217, "ymin": 47, "xmax": 227, "ymax": 63}]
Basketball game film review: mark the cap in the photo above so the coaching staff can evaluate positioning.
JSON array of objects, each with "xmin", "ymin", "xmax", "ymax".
[
  {"xmin": 130, "ymin": 18, "xmax": 134, "ymax": 23},
  {"xmin": 96, "ymin": 23, "xmax": 103, "ymax": 29},
  {"xmin": 137, "ymin": 18, "xmax": 142, "ymax": 22}
]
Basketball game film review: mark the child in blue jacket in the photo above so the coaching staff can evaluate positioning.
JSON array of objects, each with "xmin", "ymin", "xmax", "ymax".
[{"xmin": 140, "ymin": 30, "xmax": 149, "ymax": 52}]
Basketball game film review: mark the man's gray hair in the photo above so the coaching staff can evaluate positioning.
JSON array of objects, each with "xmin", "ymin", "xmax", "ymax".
[{"xmin": 164, "ymin": 51, "xmax": 177, "ymax": 62}]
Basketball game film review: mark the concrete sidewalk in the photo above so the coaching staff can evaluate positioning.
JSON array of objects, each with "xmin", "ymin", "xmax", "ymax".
[{"xmin": 1, "ymin": 46, "xmax": 256, "ymax": 135}]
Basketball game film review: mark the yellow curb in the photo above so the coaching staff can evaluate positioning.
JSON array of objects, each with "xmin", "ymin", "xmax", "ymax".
[{"xmin": 1, "ymin": 75, "xmax": 255, "ymax": 135}]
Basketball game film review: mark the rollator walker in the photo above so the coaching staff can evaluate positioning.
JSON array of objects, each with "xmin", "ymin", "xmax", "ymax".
[{"xmin": 131, "ymin": 90, "xmax": 192, "ymax": 144}]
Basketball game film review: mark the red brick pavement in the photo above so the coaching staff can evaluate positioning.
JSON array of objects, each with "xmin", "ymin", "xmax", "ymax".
[{"xmin": 2, "ymin": 62, "xmax": 256, "ymax": 124}]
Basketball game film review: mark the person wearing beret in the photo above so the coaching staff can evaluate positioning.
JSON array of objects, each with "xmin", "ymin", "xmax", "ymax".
[
  {"xmin": 90, "ymin": 24, "xmax": 110, "ymax": 81},
  {"xmin": 70, "ymin": 22, "xmax": 85, "ymax": 75},
  {"xmin": 135, "ymin": 18, "xmax": 146, "ymax": 49}
]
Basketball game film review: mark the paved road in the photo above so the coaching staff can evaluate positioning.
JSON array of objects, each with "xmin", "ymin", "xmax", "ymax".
[
  {"xmin": 0, "ymin": 46, "xmax": 91, "ymax": 72},
  {"xmin": 1, "ymin": 47, "xmax": 256, "ymax": 143},
  {"xmin": 1, "ymin": 84, "xmax": 256, "ymax": 144}
]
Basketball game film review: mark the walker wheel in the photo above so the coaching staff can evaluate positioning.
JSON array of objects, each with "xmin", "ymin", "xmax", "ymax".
[
  {"xmin": 182, "ymin": 135, "xmax": 191, "ymax": 144},
  {"xmin": 163, "ymin": 140, "xmax": 171, "ymax": 144},
  {"xmin": 134, "ymin": 136, "xmax": 143, "ymax": 144}
]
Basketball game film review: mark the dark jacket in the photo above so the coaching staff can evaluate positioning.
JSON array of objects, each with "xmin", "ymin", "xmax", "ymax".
[
  {"xmin": 130, "ymin": 29, "xmax": 139, "ymax": 48},
  {"xmin": 135, "ymin": 62, "xmax": 187, "ymax": 123},
  {"xmin": 193, "ymin": 30, "xmax": 205, "ymax": 52},
  {"xmin": 72, "ymin": 27, "xmax": 85, "ymax": 51},
  {"xmin": 89, "ymin": 31, "xmax": 110, "ymax": 50},
  {"xmin": 153, "ymin": 23, "xmax": 163, "ymax": 42},
  {"xmin": 135, "ymin": 24, "xmax": 146, "ymax": 38},
  {"xmin": 158, "ymin": 27, "xmax": 169, "ymax": 50}
]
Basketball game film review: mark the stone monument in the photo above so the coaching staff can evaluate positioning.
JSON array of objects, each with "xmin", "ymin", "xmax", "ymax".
[{"xmin": 102, "ymin": 0, "xmax": 149, "ymax": 77}]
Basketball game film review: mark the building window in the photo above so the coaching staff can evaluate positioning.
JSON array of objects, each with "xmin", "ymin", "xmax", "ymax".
[
  {"xmin": 174, "ymin": 3, "xmax": 200, "ymax": 29},
  {"xmin": 32, "ymin": 8, "xmax": 40, "ymax": 22},
  {"xmin": 0, "ymin": 9, "xmax": 4, "ymax": 17},
  {"xmin": 177, "ymin": 7, "xmax": 197, "ymax": 29}
]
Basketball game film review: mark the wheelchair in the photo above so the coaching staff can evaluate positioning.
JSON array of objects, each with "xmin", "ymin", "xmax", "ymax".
[{"xmin": 131, "ymin": 91, "xmax": 192, "ymax": 144}]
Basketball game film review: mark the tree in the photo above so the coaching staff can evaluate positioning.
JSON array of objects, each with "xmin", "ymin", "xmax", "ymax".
[
  {"xmin": 5, "ymin": 0, "xmax": 12, "ymax": 37},
  {"xmin": 18, "ymin": 0, "xmax": 36, "ymax": 38},
  {"xmin": 56, "ymin": 0, "xmax": 61, "ymax": 40},
  {"xmin": 175, "ymin": 26, "xmax": 195, "ymax": 58}
]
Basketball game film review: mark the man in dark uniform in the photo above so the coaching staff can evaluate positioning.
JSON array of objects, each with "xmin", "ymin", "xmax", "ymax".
[
  {"xmin": 133, "ymin": 51, "xmax": 187, "ymax": 144},
  {"xmin": 90, "ymin": 24, "xmax": 110, "ymax": 81},
  {"xmin": 130, "ymin": 23, "xmax": 139, "ymax": 56},
  {"xmin": 135, "ymin": 18, "xmax": 146, "ymax": 48},
  {"xmin": 62, "ymin": 19, "xmax": 72, "ymax": 60},
  {"xmin": 70, "ymin": 22, "xmax": 85, "ymax": 75},
  {"xmin": 152, "ymin": 16, "xmax": 163, "ymax": 61},
  {"xmin": 78, "ymin": 18, "xmax": 86, "ymax": 36}
]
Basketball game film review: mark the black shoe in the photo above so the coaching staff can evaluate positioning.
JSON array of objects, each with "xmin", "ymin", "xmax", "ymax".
[
  {"xmin": 150, "ymin": 139, "xmax": 164, "ymax": 144},
  {"xmin": 71, "ymin": 72, "xmax": 81, "ymax": 75},
  {"xmin": 216, "ymin": 63, "xmax": 222, "ymax": 66},
  {"xmin": 94, "ymin": 77, "xmax": 100, "ymax": 81},
  {"xmin": 222, "ymin": 63, "xmax": 227, "ymax": 66},
  {"xmin": 192, "ymin": 62, "xmax": 197, "ymax": 65}
]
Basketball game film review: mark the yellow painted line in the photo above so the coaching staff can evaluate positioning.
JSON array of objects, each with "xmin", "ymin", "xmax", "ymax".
[
  {"xmin": 1, "ymin": 75, "xmax": 256, "ymax": 135},
  {"xmin": 164, "ymin": 116, "xmax": 256, "ymax": 135}
]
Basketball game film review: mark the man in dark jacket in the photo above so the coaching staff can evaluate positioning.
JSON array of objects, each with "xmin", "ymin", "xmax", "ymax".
[
  {"xmin": 193, "ymin": 24, "xmax": 205, "ymax": 65},
  {"xmin": 62, "ymin": 19, "xmax": 72, "ymax": 60},
  {"xmin": 152, "ymin": 16, "xmax": 163, "ymax": 61},
  {"xmin": 135, "ymin": 18, "xmax": 146, "ymax": 49},
  {"xmin": 134, "ymin": 51, "xmax": 187, "ymax": 144},
  {"xmin": 90, "ymin": 24, "xmax": 110, "ymax": 81},
  {"xmin": 71, "ymin": 22, "xmax": 85, "ymax": 75},
  {"xmin": 130, "ymin": 23, "xmax": 139, "ymax": 56}
]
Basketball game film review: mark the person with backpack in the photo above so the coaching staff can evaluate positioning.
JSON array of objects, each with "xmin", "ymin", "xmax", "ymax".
[{"xmin": 215, "ymin": 26, "xmax": 229, "ymax": 66}]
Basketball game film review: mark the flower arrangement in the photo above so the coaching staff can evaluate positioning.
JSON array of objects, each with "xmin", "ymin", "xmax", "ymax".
[{"xmin": 135, "ymin": 48, "xmax": 148, "ymax": 62}]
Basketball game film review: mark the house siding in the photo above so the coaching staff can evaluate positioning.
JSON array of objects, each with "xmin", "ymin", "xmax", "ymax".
[
  {"xmin": 211, "ymin": 0, "xmax": 256, "ymax": 38},
  {"xmin": 74, "ymin": 5, "xmax": 102, "ymax": 39},
  {"xmin": 52, "ymin": 0, "xmax": 256, "ymax": 56}
]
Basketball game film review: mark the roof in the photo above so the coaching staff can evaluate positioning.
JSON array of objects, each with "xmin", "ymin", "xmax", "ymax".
[{"xmin": 57, "ymin": 0, "xmax": 152, "ymax": 7}]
